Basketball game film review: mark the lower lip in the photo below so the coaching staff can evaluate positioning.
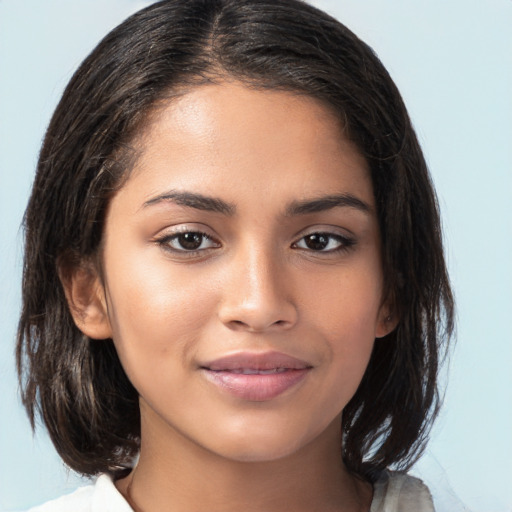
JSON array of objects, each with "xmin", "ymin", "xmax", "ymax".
[{"xmin": 202, "ymin": 369, "xmax": 310, "ymax": 401}]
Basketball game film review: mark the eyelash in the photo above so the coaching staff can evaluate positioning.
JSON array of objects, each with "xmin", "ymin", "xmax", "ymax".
[
  {"xmin": 156, "ymin": 230, "xmax": 220, "ymax": 256},
  {"xmin": 155, "ymin": 229, "xmax": 356, "ymax": 257},
  {"xmin": 292, "ymin": 232, "xmax": 356, "ymax": 254}
]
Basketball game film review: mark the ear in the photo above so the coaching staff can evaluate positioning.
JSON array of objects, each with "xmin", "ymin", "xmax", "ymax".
[
  {"xmin": 375, "ymin": 303, "xmax": 399, "ymax": 339},
  {"xmin": 58, "ymin": 259, "xmax": 113, "ymax": 340}
]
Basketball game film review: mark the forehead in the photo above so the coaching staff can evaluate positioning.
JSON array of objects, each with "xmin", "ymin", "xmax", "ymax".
[{"xmin": 118, "ymin": 81, "xmax": 373, "ymax": 211}]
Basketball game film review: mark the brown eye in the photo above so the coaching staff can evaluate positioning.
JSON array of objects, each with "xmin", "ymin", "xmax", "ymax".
[
  {"xmin": 177, "ymin": 232, "xmax": 204, "ymax": 250},
  {"xmin": 303, "ymin": 234, "xmax": 330, "ymax": 250},
  {"xmin": 294, "ymin": 232, "xmax": 355, "ymax": 253},
  {"xmin": 159, "ymin": 231, "xmax": 220, "ymax": 252}
]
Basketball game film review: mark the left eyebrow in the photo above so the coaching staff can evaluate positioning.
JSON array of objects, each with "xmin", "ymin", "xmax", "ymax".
[{"xmin": 285, "ymin": 194, "xmax": 372, "ymax": 216}]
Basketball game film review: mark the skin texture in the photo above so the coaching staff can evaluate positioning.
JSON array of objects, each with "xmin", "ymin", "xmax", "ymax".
[{"xmin": 66, "ymin": 82, "xmax": 395, "ymax": 511}]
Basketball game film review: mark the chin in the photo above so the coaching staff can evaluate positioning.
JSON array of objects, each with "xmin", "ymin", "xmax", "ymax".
[
  {"xmin": 205, "ymin": 422, "xmax": 321, "ymax": 464},
  {"xmin": 188, "ymin": 402, "xmax": 344, "ymax": 465}
]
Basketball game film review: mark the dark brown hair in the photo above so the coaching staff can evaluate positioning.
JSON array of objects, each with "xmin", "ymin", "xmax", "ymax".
[{"xmin": 17, "ymin": 0, "xmax": 454, "ymax": 480}]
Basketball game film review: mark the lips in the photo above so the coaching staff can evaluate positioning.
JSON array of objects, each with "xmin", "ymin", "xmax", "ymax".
[{"xmin": 200, "ymin": 351, "xmax": 312, "ymax": 401}]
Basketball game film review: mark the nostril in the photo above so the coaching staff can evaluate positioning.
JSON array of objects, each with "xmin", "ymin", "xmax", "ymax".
[
  {"xmin": 226, "ymin": 320, "xmax": 252, "ymax": 331},
  {"xmin": 218, "ymin": 293, "xmax": 298, "ymax": 332},
  {"xmin": 225, "ymin": 318, "xmax": 291, "ymax": 333}
]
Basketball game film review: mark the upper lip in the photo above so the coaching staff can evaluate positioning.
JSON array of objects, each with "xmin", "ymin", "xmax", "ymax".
[{"xmin": 201, "ymin": 351, "xmax": 312, "ymax": 371}]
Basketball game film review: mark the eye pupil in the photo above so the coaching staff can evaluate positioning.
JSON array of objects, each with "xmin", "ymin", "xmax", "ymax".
[
  {"xmin": 179, "ymin": 232, "xmax": 203, "ymax": 250},
  {"xmin": 305, "ymin": 234, "xmax": 329, "ymax": 250}
]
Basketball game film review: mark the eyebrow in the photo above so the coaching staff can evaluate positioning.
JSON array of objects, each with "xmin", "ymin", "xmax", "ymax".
[
  {"xmin": 143, "ymin": 190, "xmax": 371, "ymax": 217},
  {"xmin": 143, "ymin": 190, "xmax": 235, "ymax": 215},
  {"xmin": 285, "ymin": 194, "xmax": 372, "ymax": 216}
]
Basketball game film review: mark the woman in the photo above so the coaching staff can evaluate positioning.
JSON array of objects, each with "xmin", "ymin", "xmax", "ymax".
[{"xmin": 17, "ymin": 1, "xmax": 455, "ymax": 510}]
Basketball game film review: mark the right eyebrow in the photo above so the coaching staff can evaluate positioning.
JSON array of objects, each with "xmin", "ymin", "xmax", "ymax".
[{"xmin": 142, "ymin": 190, "xmax": 236, "ymax": 215}]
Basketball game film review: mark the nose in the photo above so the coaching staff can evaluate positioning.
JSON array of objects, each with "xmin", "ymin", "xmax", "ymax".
[{"xmin": 217, "ymin": 245, "xmax": 298, "ymax": 333}]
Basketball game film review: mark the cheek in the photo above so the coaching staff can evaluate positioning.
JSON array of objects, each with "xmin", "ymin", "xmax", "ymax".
[
  {"xmin": 102, "ymin": 250, "xmax": 219, "ymax": 384},
  {"xmin": 302, "ymin": 264, "xmax": 382, "ymax": 395},
  {"xmin": 303, "ymin": 261, "xmax": 383, "ymax": 341}
]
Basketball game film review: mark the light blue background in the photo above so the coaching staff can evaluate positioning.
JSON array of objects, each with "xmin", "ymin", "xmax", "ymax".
[{"xmin": 1, "ymin": 1, "xmax": 510, "ymax": 510}]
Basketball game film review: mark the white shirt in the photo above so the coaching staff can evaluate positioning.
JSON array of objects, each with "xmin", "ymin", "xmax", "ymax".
[
  {"xmin": 371, "ymin": 472, "xmax": 435, "ymax": 511},
  {"xmin": 27, "ymin": 471, "xmax": 435, "ymax": 511}
]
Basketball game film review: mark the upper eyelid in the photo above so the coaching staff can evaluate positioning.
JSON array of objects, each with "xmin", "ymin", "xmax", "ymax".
[
  {"xmin": 154, "ymin": 224, "xmax": 355, "ymax": 244},
  {"xmin": 155, "ymin": 223, "xmax": 218, "ymax": 237},
  {"xmin": 153, "ymin": 224, "xmax": 221, "ymax": 246},
  {"xmin": 292, "ymin": 224, "xmax": 355, "ymax": 240}
]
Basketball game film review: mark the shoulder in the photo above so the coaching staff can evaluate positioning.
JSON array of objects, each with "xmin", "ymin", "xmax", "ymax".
[
  {"xmin": 25, "ymin": 484, "xmax": 95, "ymax": 512},
  {"xmin": 371, "ymin": 471, "xmax": 435, "ymax": 512},
  {"xmin": 26, "ymin": 474, "xmax": 133, "ymax": 512}
]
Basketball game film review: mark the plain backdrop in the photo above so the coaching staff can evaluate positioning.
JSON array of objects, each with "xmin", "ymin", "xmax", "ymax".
[{"xmin": 1, "ymin": 1, "xmax": 511, "ymax": 511}]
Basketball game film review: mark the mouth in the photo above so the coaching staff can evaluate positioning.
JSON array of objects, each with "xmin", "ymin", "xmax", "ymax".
[{"xmin": 200, "ymin": 351, "xmax": 313, "ymax": 401}]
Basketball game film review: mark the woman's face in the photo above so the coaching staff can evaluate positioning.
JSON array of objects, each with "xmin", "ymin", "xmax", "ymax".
[{"xmin": 89, "ymin": 82, "xmax": 392, "ymax": 462}]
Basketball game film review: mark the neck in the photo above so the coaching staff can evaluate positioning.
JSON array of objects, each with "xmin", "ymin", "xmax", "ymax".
[{"xmin": 116, "ymin": 414, "xmax": 372, "ymax": 512}]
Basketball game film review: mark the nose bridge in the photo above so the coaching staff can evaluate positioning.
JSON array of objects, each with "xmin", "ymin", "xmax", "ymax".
[{"xmin": 218, "ymin": 238, "xmax": 297, "ymax": 331}]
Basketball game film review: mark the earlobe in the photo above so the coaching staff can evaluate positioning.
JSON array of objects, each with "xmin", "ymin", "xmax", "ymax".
[
  {"xmin": 58, "ymin": 260, "xmax": 113, "ymax": 340},
  {"xmin": 375, "ymin": 308, "xmax": 399, "ymax": 339}
]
